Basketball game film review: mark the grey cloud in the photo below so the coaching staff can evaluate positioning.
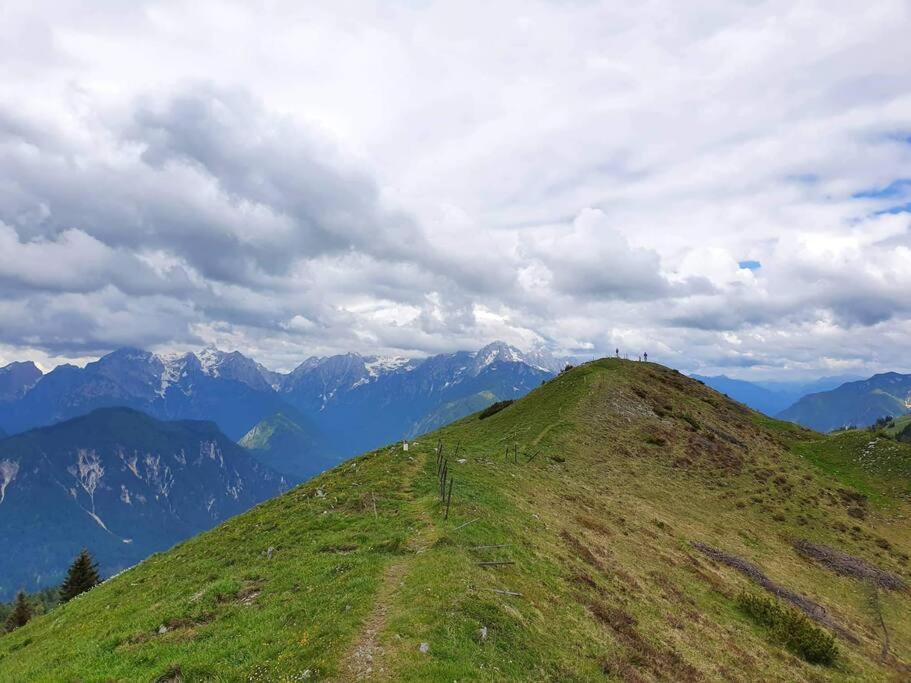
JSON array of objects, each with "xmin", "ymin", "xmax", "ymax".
[
  {"xmin": 0, "ymin": 223, "xmax": 195, "ymax": 298},
  {"xmin": 127, "ymin": 85, "xmax": 430, "ymax": 271},
  {"xmin": 0, "ymin": 289, "xmax": 200, "ymax": 356},
  {"xmin": 0, "ymin": 85, "xmax": 430, "ymax": 289},
  {"xmin": 523, "ymin": 208, "xmax": 714, "ymax": 303}
]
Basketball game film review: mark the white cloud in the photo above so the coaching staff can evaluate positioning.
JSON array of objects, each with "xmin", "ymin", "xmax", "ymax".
[{"xmin": 0, "ymin": 0, "xmax": 910, "ymax": 378}]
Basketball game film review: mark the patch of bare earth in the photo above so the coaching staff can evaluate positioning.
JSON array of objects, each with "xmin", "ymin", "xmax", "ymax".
[{"xmin": 339, "ymin": 560, "xmax": 408, "ymax": 681}]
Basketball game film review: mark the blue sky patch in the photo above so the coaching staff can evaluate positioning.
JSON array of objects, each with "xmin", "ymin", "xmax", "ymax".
[{"xmin": 853, "ymin": 178, "xmax": 911, "ymax": 199}]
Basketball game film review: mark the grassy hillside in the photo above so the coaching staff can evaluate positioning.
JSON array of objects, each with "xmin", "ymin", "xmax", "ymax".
[
  {"xmin": 2, "ymin": 360, "xmax": 910, "ymax": 681},
  {"xmin": 793, "ymin": 429, "xmax": 911, "ymax": 506},
  {"xmin": 406, "ymin": 390, "xmax": 498, "ymax": 438},
  {"xmin": 239, "ymin": 411, "xmax": 338, "ymax": 481}
]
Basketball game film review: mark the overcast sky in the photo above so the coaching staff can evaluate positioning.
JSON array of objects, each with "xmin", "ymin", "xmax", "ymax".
[{"xmin": 1, "ymin": 1, "xmax": 910, "ymax": 378}]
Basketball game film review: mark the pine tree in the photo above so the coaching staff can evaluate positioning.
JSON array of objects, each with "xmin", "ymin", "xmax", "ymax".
[
  {"xmin": 59, "ymin": 548, "xmax": 101, "ymax": 602},
  {"xmin": 4, "ymin": 591, "xmax": 32, "ymax": 632}
]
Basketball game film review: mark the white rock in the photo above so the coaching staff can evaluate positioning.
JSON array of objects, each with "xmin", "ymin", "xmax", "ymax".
[
  {"xmin": 419, "ymin": 642, "xmax": 429, "ymax": 653},
  {"xmin": 479, "ymin": 626, "xmax": 488, "ymax": 641},
  {"xmin": 158, "ymin": 624, "xmax": 168, "ymax": 634}
]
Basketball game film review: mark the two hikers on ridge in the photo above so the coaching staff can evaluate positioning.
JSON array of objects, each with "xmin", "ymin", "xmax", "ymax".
[{"xmin": 615, "ymin": 348, "xmax": 648, "ymax": 362}]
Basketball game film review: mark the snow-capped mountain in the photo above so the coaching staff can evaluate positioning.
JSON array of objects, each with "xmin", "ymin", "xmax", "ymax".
[
  {"xmin": 0, "ymin": 407, "xmax": 284, "ymax": 600},
  {"xmin": 0, "ymin": 341, "xmax": 559, "ymax": 459},
  {"xmin": 278, "ymin": 341, "xmax": 561, "ymax": 397},
  {"xmin": 272, "ymin": 341, "xmax": 556, "ymax": 455},
  {"xmin": 468, "ymin": 341, "xmax": 566, "ymax": 374},
  {"xmin": 0, "ymin": 348, "xmax": 293, "ymax": 440},
  {"xmin": 161, "ymin": 347, "xmax": 282, "ymax": 395}
]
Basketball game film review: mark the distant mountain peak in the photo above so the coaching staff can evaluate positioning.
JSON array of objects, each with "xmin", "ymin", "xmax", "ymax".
[
  {"xmin": 0, "ymin": 360, "xmax": 44, "ymax": 402},
  {"xmin": 197, "ymin": 346, "xmax": 224, "ymax": 374},
  {"xmin": 471, "ymin": 340, "xmax": 565, "ymax": 374}
]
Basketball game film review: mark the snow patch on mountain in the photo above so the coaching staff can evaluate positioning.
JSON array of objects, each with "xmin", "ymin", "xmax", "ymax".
[
  {"xmin": 158, "ymin": 352, "xmax": 188, "ymax": 396},
  {"xmin": 364, "ymin": 356, "xmax": 413, "ymax": 377},
  {"xmin": 85, "ymin": 509, "xmax": 112, "ymax": 533},
  {"xmin": 0, "ymin": 459, "xmax": 19, "ymax": 504},
  {"xmin": 67, "ymin": 449, "xmax": 118, "ymax": 534},
  {"xmin": 476, "ymin": 342, "xmax": 523, "ymax": 367},
  {"xmin": 120, "ymin": 450, "xmax": 141, "ymax": 478},
  {"xmin": 197, "ymin": 346, "xmax": 223, "ymax": 376},
  {"xmin": 143, "ymin": 453, "xmax": 175, "ymax": 498},
  {"xmin": 199, "ymin": 441, "xmax": 224, "ymax": 468},
  {"xmin": 69, "ymin": 449, "xmax": 104, "ymax": 499}
]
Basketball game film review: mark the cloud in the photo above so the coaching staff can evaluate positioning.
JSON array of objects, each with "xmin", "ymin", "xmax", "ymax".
[
  {"xmin": 0, "ymin": 0, "xmax": 910, "ymax": 378},
  {"xmin": 526, "ymin": 208, "xmax": 672, "ymax": 301}
]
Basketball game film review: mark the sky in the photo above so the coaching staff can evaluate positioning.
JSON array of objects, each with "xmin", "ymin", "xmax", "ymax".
[{"xmin": 1, "ymin": 0, "xmax": 910, "ymax": 378}]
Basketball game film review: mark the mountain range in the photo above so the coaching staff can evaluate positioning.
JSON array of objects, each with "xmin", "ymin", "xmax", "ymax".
[
  {"xmin": 0, "ymin": 342, "xmax": 559, "ymax": 468},
  {"xmin": 778, "ymin": 372, "xmax": 911, "ymax": 432},
  {"xmin": 691, "ymin": 374, "xmax": 862, "ymax": 416},
  {"xmin": 0, "ymin": 407, "xmax": 285, "ymax": 600},
  {"xmin": 0, "ymin": 348, "xmax": 292, "ymax": 441},
  {"xmin": 0, "ymin": 341, "xmax": 561, "ymax": 597},
  {"xmin": 3, "ymin": 360, "xmax": 908, "ymax": 679}
]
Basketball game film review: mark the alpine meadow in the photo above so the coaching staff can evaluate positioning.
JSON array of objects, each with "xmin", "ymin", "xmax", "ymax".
[{"xmin": 2, "ymin": 2, "xmax": 911, "ymax": 681}]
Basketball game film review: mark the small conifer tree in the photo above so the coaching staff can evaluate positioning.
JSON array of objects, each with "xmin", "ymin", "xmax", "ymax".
[
  {"xmin": 4, "ymin": 591, "xmax": 32, "ymax": 632},
  {"xmin": 59, "ymin": 548, "xmax": 101, "ymax": 602}
]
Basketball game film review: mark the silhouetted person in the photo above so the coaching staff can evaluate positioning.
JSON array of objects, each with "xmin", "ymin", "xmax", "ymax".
[
  {"xmin": 643, "ymin": 352, "xmax": 648, "ymax": 362},
  {"xmin": 615, "ymin": 348, "xmax": 619, "ymax": 358}
]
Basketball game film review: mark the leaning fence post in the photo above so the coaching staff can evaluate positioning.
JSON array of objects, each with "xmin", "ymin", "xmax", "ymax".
[{"xmin": 445, "ymin": 477, "xmax": 454, "ymax": 519}]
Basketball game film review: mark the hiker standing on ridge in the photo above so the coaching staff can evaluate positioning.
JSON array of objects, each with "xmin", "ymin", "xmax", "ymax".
[{"xmin": 644, "ymin": 352, "xmax": 648, "ymax": 362}]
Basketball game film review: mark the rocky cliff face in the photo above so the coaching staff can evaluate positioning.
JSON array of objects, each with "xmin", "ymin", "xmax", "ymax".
[{"xmin": 0, "ymin": 407, "xmax": 285, "ymax": 599}]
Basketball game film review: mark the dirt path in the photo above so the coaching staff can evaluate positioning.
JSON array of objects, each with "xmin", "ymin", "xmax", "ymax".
[
  {"xmin": 531, "ymin": 419, "xmax": 567, "ymax": 447},
  {"xmin": 336, "ymin": 446, "xmax": 439, "ymax": 680},
  {"xmin": 340, "ymin": 559, "xmax": 409, "ymax": 680}
]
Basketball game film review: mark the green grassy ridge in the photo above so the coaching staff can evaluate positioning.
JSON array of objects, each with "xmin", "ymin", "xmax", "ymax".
[
  {"xmin": 2, "ymin": 359, "xmax": 910, "ymax": 681},
  {"xmin": 793, "ymin": 429, "xmax": 911, "ymax": 506},
  {"xmin": 881, "ymin": 414, "xmax": 911, "ymax": 438},
  {"xmin": 238, "ymin": 411, "xmax": 310, "ymax": 450},
  {"xmin": 407, "ymin": 390, "xmax": 498, "ymax": 438}
]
